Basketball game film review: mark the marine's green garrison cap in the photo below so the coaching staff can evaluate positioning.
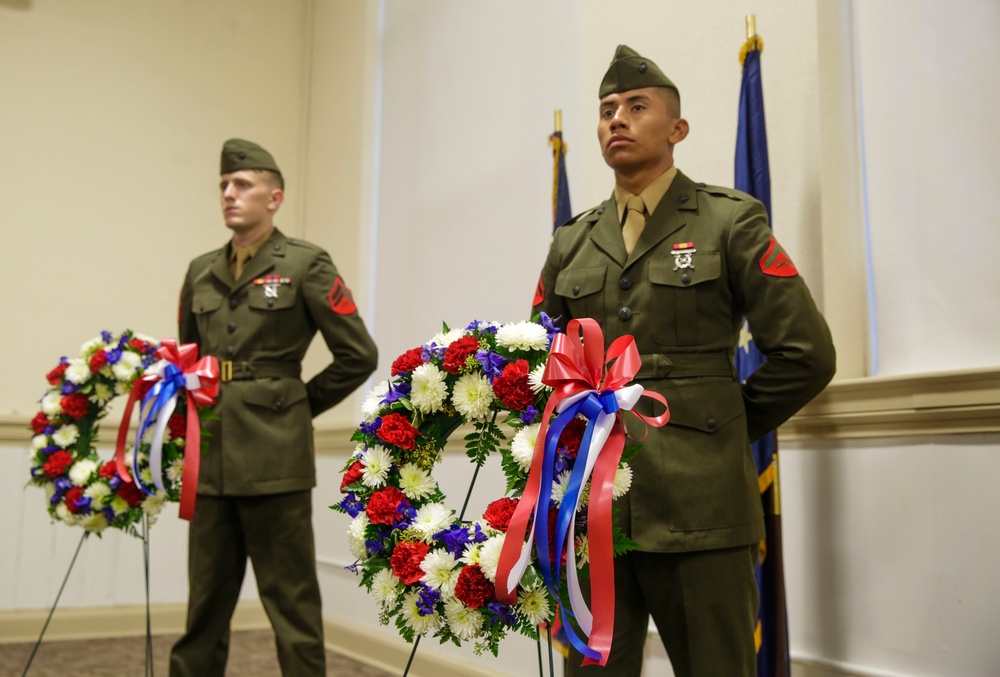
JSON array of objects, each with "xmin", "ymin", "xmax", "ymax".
[
  {"xmin": 220, "ymin": 138, "xmax": 281, "ymax": 175},
  {"xmin": 599, "ymin": 45, "xmax": 678, "ymax": 99}
]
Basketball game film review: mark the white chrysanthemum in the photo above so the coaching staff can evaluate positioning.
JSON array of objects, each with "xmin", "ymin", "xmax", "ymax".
[
  {"xmin": 80, "ymin": 337, "xmax": 104, "ymax": 356},
  {"xmin": 478, "ymin": 534, "xmax": 506, "ymax": 582},
  {"xmin": 68, "ymin": 459, "xmax": 98, "ymax": 486},
  {"xmin": 360, "ymin": 445, "xmax": 393, "ymax": 488},
  {"xmin": 165, "ymin": 459, "xmax": 184, "ymax": 483},
  {"xmin": 142, "ymin": 491, "xmax": 166, "ymax": 516},
  {"xmin": 550, "ymin": 470, "xmax": 573, "ymax": 506},
  {"xmin": 410, "ymin": 363, "xmax": 448, "ymax": 414},
  {"xmin": 430, "ymin": 328, "xmax": 467, "ymax": 348},
  {"xmin": 400, "ymin": 590, "xmax": 443, "ymax": 635},
  {"xmin": 55, "ymin": 503, "xmax": 77, "ymax": 525},
  {"xmin": 451, "ymin": 372, "xmax": 494, "ymax": 421},
  {"xmin": 32, "ymin": 434, "xmax": 48, "ymax": 450},
  {"xmin": 496, "ymin": 321, "xmax": 549, "ymax": 351},
  {"xmin": 93, "ymin": 382, "xmax": 114, "ymax": 402},
  {"xmin": 510, "ymin": 424, "xmax": 539, "ymax": 472},
  {"xmin": 516, "ymin": 585, "xmax": 551, "ymax": 626},
  {"xmin": 114, "ymin": 381, "xmax": 129, "ymax": 396},
  {"xmin": 362, "ymin": 380, "xmax": 390, "ymax": 421},
  {"xmin": 64, "ymin": 359, "xmax": 91, "ymax": 385},
  {"xmin": 398, "ymin": 463, "xmax": 436, "ymax": 500},
  {"xmin": 348, "ymin": 514, "xmax": 370, "ymax": 561},
  {"xmin": 371, "ymin": 568, "xmax": 401, "ymax": 607},
  {"xmin": 80, "ymin": 513, "xmax": 109, "ymax": 533},
  {"xmin": 420, "ymin": 549, "xmax": 461, "ymax": 593},
  {"xmin": 444, "ymin": 598, "xmax": 484, "ymax": 640},
  {"xmin": 412, "ymin": 503, "xmax": 454, "ymax": 542},
  {"xmin": 612, "ymin": 463, "xmax": 633, "ymax": 499},
  {"xmin": 41, "ymin": 392, "xmax": 62, "ymax": 416},
  {"xmin": 140, "ymin": 468, "xmax": 153, "ymax": 486},
  {"xmin": 52, "ymin": 424, "xmax": 80, "ymax": 448},
  {"xmin": 528, "ymin": 363, "xmax": 551, "ymax": 394},
  {"xmin": 575, "ymin": 534, "xmax": 590, "ymax": 569},
  {"xmin": 460, "ymin": 542, "xmax": 482, "ymax": 567},
  {"xmin": 84, "ymin": 483, "xmax": 112, "ymax": 506},
  {"xmin": 110, "ymin": 496, "xmax": 130, "ymax": 516},
  {"xmin": 112, "ymin": 351, "xmax": 142, "ymax": 381}
]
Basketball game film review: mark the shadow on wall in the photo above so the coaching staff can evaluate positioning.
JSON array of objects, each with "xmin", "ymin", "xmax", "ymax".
[{"xmin": 0, "ymin": 0, "xmax": 31, "ymax": 10}]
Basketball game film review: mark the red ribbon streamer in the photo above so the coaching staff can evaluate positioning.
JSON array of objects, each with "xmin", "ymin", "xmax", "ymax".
[
  {"xmin": 114, "ymin": 339, "xmax": 219, "ymax": 522},
  {"xmin": 496, "ymin": 319, "xmax": 669, "ymax": 666}
]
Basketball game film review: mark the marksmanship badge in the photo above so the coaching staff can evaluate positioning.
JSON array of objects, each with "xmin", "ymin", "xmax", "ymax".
[{"xmin": 671, "ymin": 242, "xmax": 696, "ymax": 270}]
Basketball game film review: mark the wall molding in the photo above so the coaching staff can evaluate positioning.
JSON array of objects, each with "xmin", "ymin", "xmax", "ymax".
[{"xmin": 4, "ymin": 366, "xmax": 997, "ymax": 450}]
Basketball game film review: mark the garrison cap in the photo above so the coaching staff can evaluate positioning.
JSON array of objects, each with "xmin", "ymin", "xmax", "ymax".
[
  {"xmin": 220, "ymin": 138, "xmax": 281, "ymax": 175},
  {"xmin": 599, "ymin": 45, "xmax": 679, "ymax": 99}
]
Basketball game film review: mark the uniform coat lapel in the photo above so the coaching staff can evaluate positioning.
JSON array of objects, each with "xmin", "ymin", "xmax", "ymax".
[
  {"xmin": 589, "ymin": 197, "xmax": 628, "ymax": 267},
  {"xmin": 626, "ymin": 170, "xmax": 699, "ymax": 267}
]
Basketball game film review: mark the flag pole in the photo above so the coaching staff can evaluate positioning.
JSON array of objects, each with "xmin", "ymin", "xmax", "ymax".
[
  {"xmin": 554, "ymin": 109, "xmax": 562, "ymax": 133},
  {"xmin": 746, "ymin": 13, "xmax": 757, "ymax": 39}
]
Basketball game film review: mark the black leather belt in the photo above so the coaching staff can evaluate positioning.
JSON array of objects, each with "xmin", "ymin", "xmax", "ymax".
[{"xmin": 220, "ymin": 360, "xmax": 301, "ymax": 383}]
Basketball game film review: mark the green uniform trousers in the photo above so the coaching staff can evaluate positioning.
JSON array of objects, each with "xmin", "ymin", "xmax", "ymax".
[
  {"xmin": 168, "ymin": 491, "xmax": 325, "ymax": 677},
  {"xmin": 566, "ymin": 544, "xmax": 759, "ymax": 677}
]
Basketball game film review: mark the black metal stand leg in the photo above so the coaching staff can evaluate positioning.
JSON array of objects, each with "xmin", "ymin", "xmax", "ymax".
[
  {"xmin": 143, "ymin": 514, "xmax": 154, "ymax": 677},
  {"xmin": 401, "ymin": 635, "xmax": 421, "ymax": 676},
  {"xmin": 21, "ymin": 531, "xmax": 89, "ymax": 676},
  {"xmin": 547, "ymin": 624, "xmax": 555, "ymax": 677},
  {"xmin": 537, "ymin": 632, "xmax": 545, "ymax": 676}
]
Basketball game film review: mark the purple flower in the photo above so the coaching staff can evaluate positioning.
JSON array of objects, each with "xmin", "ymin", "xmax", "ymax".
[
  {"xmin": 345, "ymin": 562, "xmax": 360, "ymax": 574},
  {"xmin": 50, "ymin": 476, "xmax": 72, "ymax": 504},
  {"xmin": 471, "ymin": 522, "xmax": 488, "ymax": 544},
  {"xmin": 364, "ymin": 538, "xmax": 384, "ymax": 555},
  {"xmin": 383, "ymin": 382, "xmax": 411, "ymax": 405},
  {"xmin": 340, "ymin": 492, "xmax": 364, "ymax": 518},
  {"xmin": 475, "ymin": 350, "xmax": 507, "ymax": 382},
  {"xmin": 41, "ymin": 444, "xmax": 59, "ymax": 454},
  {"xmin": 61, "ymin": 383, "xmax": 79, "ymax": 395},
  {"xmin": 433, "ymin": 524, "xmax": 472, "ymax": 558},
  {"xmin": 421, "ymin": 344, "xmax": 447, "ymax": 362},
  {"xmin": 416, "ymin": 583, "xmax": 441, "ymax": 616},
  {"xmin": 359, "ymin": 418, "xmax": 381, "ymax": 436},
  {"xmin": 101, "ymin": 330, "xmax": 113, "ymax": 343},
  {"xmin": 487, "ymin": 602, "xmax": 517, "ymax": 627},
  {"xmin": 519, "ymin": 406, "xmax": 539, "ymax": 425},
  {"xmin": 103, "ymin": 506, "xmax": 116, "ymax": 522},
  {"xmin": 108, "ymin": 476, "xmax": 122, "ymax": 491},
  {"xmin": 43, "ymin": 425, "xmax": 56, "ymax": 435},
  {"xmin": 394, "ymin": 501, "xmax": 416, "ymax": 528},
  {"xmin": 106, "ymin": 348, "xmax": 122, "ymax": 365}
]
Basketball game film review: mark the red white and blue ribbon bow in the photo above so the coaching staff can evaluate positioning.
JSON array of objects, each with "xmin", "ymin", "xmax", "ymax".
[
  {"xmin": 495, "ymin": 318, "xmax": 669, "ymax": 667},
  {"xmin": 115, "ymin": 340, "xmax": 218, "ymax": 521}
]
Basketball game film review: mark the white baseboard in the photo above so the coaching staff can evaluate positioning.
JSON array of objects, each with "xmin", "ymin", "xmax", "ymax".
[{"xmin": 792, "ymin": 654, "xmax": 915, "ymax": 677}]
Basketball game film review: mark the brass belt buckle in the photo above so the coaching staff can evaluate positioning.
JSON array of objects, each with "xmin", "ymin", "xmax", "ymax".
[{"xmin": 221, "ymin": 360, "xmax": 233, "ymax": 383}]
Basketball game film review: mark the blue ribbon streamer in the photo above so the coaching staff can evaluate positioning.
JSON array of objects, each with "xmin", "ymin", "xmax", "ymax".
[{"xmin": 132, "ymin": 363, "xmax": 185, "ymax": 495}]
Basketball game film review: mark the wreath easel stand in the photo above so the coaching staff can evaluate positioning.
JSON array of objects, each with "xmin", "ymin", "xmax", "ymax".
[{"xmin": 21, "ymin": 516, "xmax": 157, "ymax": 677}]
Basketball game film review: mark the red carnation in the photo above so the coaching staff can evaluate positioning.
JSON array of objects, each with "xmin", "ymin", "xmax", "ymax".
[
  {"xmin": 43, "ymin": 450, "xmax": 73, "ymax": 478},
  {"xmin": 31, "ymin": 412, "xmax": 50, "ymax": 435},
  {"xmin": 118, "ymin": 479, "xmax": 146, "ymax": 507},
  {"xmin": 441, "ymin": 336, "xmax": 480, "ymax": 374},
  {"xmin": 99, "ymin": 461, "xmax": 119, "ymax": 479},
  {"xmin": 340, "ymin": 460, "xmax": 364, "ymax": 492},
  {"xmin": 483, "ymin": 497, "xmax": 519, "ymax": 532},
  {"xmin": 492, "ymin": 360, "xmax": 535, "ymax": 411},
  {"xmin": 60, "ymin": 394, "xmax": 90, "ymax": 420},
  {"xmin": 376, "ymin": 412, "xmax": 420, "ymax": 450},
  {"xmin": 64, "ymin": 487, "xmax": 85, "ymax": 514},
  {"xmin": 89, "ymin": 350, "xmax": 108, "ymax": 373},
  {"xmin": 46, "ymin": 362, "xmax": 68, "ymax": 385},
  {"xmin": 390, "ymin": 540, "xmax": 431, "ymax": 585},
  {"xmin": 391, "ymin": 347, "xmax": 425, "ymax": 376},
  {"xmin": 366, "ymin": 486, "xmax": 408, "ymax": 526},
  {"xmin": 167, "ymin": 412, "xmax": 187, "ymax": 439},
  {"xmin": 557, "ymin": 418, "xmax": 588, "ymax": 459},
  {"xmin": 454, "ymin": 564, "xmax": 496, "ymax": 609},
  {"xmin": 128, "ymin": 338, "xmax": 150, "ymax": 353}
]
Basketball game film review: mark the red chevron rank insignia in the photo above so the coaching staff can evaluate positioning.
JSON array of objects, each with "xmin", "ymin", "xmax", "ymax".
[
  {"xmin": 533, "ymin": 274, "xmax": 545, "ymax": 306},
  {"xmin": 759, "ymin": 235, "xmax": 799, "ymax": 277},
  {"xmin": 328, "ymin": 276, "xmax": 357, "ymax": 315}
]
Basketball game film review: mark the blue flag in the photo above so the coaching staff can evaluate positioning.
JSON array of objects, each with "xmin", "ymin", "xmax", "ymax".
[
  {"xmin": 734, "ymin": 34, "xmax": 791, "ymax": 677},
  {"xmin": 550, "ymin": 130, "xmax": 572, "ymax": 230}
]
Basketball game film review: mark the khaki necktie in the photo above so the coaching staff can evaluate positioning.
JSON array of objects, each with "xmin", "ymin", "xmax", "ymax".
[
  {"xmin": 233, "ymin": 249, "xmax": 251, "ymax": 280},
  {"xmin": 622, "ymin": 195, "xmax": 647, "ymax": 255}
]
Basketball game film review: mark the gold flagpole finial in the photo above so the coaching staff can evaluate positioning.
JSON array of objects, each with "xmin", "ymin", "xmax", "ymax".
[
  {"xmin": 746, "ymin": 14, "xmax": 757, "ymax": 40},
  {"xmin": 554, "ymin": 109, "xmax": 563, "ymax": 133}
]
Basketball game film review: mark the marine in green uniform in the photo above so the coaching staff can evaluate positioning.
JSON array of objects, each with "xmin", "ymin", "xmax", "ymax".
[
  {"xmin": 532, "ymin": 46, "xmax": 835, "ymax": 676},
  {"xmin": 169, "ymin": 139, "xmax": 378, "ymax": 677}
]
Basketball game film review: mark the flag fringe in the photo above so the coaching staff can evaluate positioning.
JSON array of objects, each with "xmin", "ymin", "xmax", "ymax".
[{"xmin": 739, "ymin": 35, "xmax": 764, "ymax": 64}]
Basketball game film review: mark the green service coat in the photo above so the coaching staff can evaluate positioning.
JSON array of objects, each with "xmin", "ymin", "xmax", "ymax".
[
  {"xmin": 533, "ymin": 171, "xmax": 835, "ymax": 552},
  {"xmin": 179, "ymin": 228, "xmax": 378, "ymax": 496}
]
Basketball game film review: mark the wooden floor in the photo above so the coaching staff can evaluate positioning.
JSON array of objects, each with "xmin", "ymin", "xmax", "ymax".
[{"xmin": 0, "ymin": 629, "xmax": 396, "ymax": 677}]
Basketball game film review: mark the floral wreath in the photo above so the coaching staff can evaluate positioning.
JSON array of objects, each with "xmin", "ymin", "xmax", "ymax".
[
  {"xmin": 335, "ymin": 317, "xmax": 651, "ymax": 657},
  {"xmin": 27, "ymin": 331, "xmax": 216, "ymax": 535}
]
